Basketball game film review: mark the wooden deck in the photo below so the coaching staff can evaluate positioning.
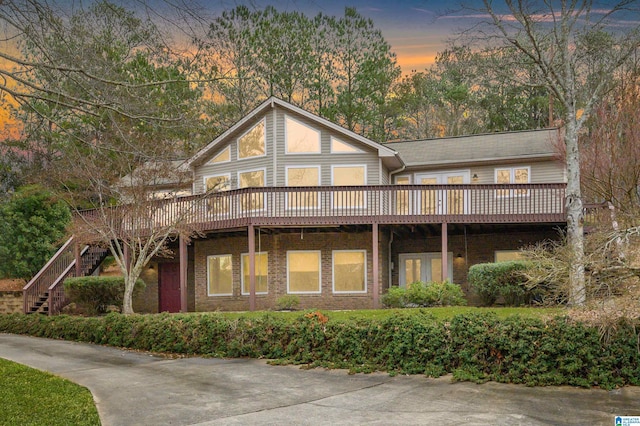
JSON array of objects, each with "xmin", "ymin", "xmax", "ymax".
[{"xmin": 80, "ymin": 183, "xmax": 567, "ymax": 233}]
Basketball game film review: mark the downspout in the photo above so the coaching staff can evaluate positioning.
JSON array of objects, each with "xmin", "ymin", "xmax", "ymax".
[
  {"xmin": 388, "ymin": 157, "xmax": 404, "ymax": 290},
  {"xmin": 388, "ymin": 164, "xmax": 406, "ymax": 183}
]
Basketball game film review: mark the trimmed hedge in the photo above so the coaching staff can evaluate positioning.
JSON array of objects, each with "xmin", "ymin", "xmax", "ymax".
[
  {"xmin": 468, "ymin": 261, "xmax": 533, "ymax": 306},
  {"xmin": 381, "ymin": 281, "xmax": 467, "ymax": 308},
  {"xmin": 0, "ymin": 311, "xmax": 638, "ymax": 389},
  {"xmin": 64, "ymin": 276, "xmax": 145, "ymax": 314}
]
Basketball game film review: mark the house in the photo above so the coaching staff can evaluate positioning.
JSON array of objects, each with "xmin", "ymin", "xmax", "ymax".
[{"xmin": 24, "ymin": 97, "xmax": 567, "ymax": 314}]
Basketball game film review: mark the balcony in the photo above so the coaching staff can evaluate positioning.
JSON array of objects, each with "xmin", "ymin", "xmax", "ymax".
[{"xmin": 79, "ymin": 184, "xmax": 567, "ymax": 234}]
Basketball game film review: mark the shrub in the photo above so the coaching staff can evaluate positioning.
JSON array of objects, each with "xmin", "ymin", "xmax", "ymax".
[
  {"xmin": 64, "ymin": 276, "xmax": 145, "ymax": 314},
  {"xmin": 275, "ymin": 294, "xmax": 300, "ymax": 311},
  {"xmin": 1, "ymin": 311, "xmax": 638, "ymax": 389},
  {"xmin": 468, "ymin": 261, "xmax": 533, "ymax": 306},
  {"xmin": 382, "ymin": 281, "xmax": 466, "ymax": 308},
  {"xmin": 381, "ymin": 286, "xmax": 405, "ymax": 308}
]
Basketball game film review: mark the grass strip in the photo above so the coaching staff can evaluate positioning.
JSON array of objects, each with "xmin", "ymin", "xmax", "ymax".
[{"xmin": 0, "ymin": 358, "xmax": 101, "ymax": 426}]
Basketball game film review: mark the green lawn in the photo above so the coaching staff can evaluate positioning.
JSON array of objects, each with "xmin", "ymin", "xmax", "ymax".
[
  {"xmin": 211, "ymin": 306, "xmax": 563, "ymax": 322},
  {"xmin": 0, "ymin": 358, "xmax": 101, "ymax": 426}
]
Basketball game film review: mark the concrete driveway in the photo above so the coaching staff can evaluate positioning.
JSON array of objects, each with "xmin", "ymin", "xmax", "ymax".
[{"xmin": 1, "ymin": 333, "xmax": 639, "ymax": 425}]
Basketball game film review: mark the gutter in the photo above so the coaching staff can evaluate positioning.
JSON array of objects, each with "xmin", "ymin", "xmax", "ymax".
[{"xmin": 388, "ymin": 163, "xmax": 406, "ymax": 184}]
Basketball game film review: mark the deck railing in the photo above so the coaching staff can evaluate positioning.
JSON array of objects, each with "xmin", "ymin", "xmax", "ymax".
[{"xmin": 80, "ymin": 184, "xmax": 567, "ymax": 233}]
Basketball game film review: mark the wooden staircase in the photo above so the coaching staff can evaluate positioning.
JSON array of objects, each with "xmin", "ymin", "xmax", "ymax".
[{"xmin": 23, "ymin": 236, "xmax": 109, "ymax": 315}]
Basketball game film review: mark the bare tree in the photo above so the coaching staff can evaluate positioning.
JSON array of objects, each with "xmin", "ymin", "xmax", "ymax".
[
  {"xmin": 464, "ymin": 0, "xmax": 640, "ymax": 304},
  {"xmin": 0, "ymin": 0, "xmax": 217, "ymax": 314}
]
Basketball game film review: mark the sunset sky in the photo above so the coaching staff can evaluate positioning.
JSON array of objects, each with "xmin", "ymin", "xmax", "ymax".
[
  {"xmin": 216, "ymin": 0, "xmax": 474, "ymax": 73},
  {"xmin": 229, "ymin": 0, "xmax": 634, "ymax": 74},
  {"xmin": 1, "ymin": 0, "xmax": 634, "ymax": 140}
]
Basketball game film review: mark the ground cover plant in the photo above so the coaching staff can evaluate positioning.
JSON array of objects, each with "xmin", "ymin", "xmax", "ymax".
[
  {"xmin": 0, "ymin": 358, "xmax": 101, "ymax": 426},
  {"xmin": 1, "ymin": 308, "xmax": 637, "ymax": 390},
  {"xmin": 381, "ymin": 281, "xmax": 467, "ymax": 308}
]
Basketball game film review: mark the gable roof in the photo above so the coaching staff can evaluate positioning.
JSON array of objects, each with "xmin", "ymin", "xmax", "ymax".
[
  {"xmin": 187, "ymin": 97, "xmax": 403, "ymax": 169},
  {"xmin": 387, "ymin": 128, "xmax": 562, "ymax": 168}
]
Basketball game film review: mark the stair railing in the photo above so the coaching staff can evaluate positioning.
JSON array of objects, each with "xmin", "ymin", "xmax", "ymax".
[{"xmin": 23, "ymin": 236, "xmax": 76, "ymax": 314}]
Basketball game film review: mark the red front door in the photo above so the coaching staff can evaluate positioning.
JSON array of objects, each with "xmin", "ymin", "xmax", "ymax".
[{"xmin": 159, "ymin": 263, "xmax": 181, "ymax": 313}]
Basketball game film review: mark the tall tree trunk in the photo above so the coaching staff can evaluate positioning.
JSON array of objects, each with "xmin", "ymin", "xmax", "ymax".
[{"xmin": 564, "ymin": 119, "xmax": 585, "ymax": 304}]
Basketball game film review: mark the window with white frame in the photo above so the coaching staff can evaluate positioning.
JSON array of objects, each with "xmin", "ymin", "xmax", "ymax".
[
  {"xmin": 241, "ymin": 252, "xmax": 268, "ymax": 295},
  {"xmin": 208, "ymin": 146, "xmax": 230, "ymax": 164},
  {"xmin": 332, "ymin": 165, "xmax": 366, "ymax": 208},
  {"xmin": 287, "ymin": 250, "xmax": 321, "ymax": 293},
  {"xmin": 205, "ymin": 174, "xmax": 230, "ymax": 192},
  {"xmin": 285, "ymin": 115, "xmax": 320, "ymax": 154},
  {"xmin": 238, "ymin": 119, "xmax": 265, "ymax": 159},
  {"xmin": 286, "ymin": 166, "xmax": 319, "ymax": 209},
  {"xmin": 331, "ymin": 137, "xmax": 362, "ymax": 153},
  {"xmin": 495, "ymin": 166, "xmax": 530, "ymax": 196},
  {"xmin": 205, "ymin": 174, "xmax": 231, "ymax": 214},
  {"xmin": 333, "ymin": 250, "xmax": 366, "ymax": 293},
  {"xmin": 207, "ymin": 254, "xmax": 233, "ymax": 296},
  {"xmin": 239, "ymin": 169, "xmax": 265, "ymax": 210}
]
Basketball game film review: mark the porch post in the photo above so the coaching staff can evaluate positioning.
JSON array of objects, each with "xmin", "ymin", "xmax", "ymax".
[
  {"xmin": 372, "ymin": 222, "xmax": 379, "ymax": 309},
  {"xmin": 74, "ymin": 240, "xmax": 82, "ymax": 277},
  {"xmin": 179, "ymin": 235, "xmax": 188, "ymax": 313},
  {"xmin": 248, "ymin": 224, "xmax": 256, "ymax": 311},
  {"xmin": 441, "ymin": 223, "xmax": 448, "ymax": 282}
]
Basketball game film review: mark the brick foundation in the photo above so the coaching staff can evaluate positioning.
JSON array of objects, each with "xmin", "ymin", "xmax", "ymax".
[
  {"xmin": 194, "ymin": 229, "xmax": 388, "ymax": 311},
  {"xmin": 391, "ymin": 227, "xmax": 561, "ymax": 302},
  {"xmin": 190, "ymin": 225, "xmax": 560, "ymax": 311}
]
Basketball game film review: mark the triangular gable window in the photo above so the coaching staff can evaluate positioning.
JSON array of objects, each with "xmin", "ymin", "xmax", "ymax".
[
  {"xmin": 208, "ymin": 146, "xmax": 230, "ymax": 164},
  {"xmin": 331, "ymin": 137, "xmax": 363, "ymax": 153},
  {"xmin": 238, "ymin": 119, "xmax": 266, "ymax": 159}
]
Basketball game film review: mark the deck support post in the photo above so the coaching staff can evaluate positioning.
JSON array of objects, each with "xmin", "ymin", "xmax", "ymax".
[
  {"xmin": 372, "ymin": 222, "xmax": 379, "ymax": 309},
  {"xmin": 248, "ymin": 224, "xmax": 256, "ymax": 311},
  {"xmin": 441, "ymin": 223, "xmax": 448, "ymax": 282},
  {"xmin": 179, "ymin": 235, "xmax": 188, "ymax": 313}
]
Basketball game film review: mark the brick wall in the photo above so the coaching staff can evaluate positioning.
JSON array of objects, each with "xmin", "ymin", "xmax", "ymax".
[
  {"xmin": 194, "ymin": 229, "xmax": 388, "ymax": 312},
  {"xmin": 391, "ymin": 228, "xmax": 560, "ymax": 298},
  {"xmin": 0, "ymin": 291, "xmax": 23, "ymax": 314}
]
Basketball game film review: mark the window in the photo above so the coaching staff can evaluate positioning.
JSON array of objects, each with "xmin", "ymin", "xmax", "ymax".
[
  {"xmin": 208, "ymin": 146, "xmax": 230, "ymax": 164},
  {"xmin": 404, "ymin": 258, "xmax": 422, "ymax": 286},
  {"xmin": 495, "ymin": 250, "xmax": 524, "ymax": 262},
  {"xmin": 285, "ymin": 116, "xmax": 320, "ymax": 154},
  {"xmin": 205, "ymin": 174, "xmax": 230, "ymax": 192},
  {"xmin": 495, "ymin": 166, "xmax": 530, "ymax": 197},
  {"xmin": 286, "ymin": 166, "xmax": 319, "ymax": 209},
  {"xmin": 241, "ymin": 252, "xmax": 268, "ymax": 295},
  {"xmin": 331, "ymin": 137, "xmax": 362, "ymax": 153},
  {"xmin": 287, "ymin": 251, "xmax": 321, "ymax": 294},
  {"xmin": 239, "ymin": 169, "xmax": 265, "ymax": 210},
  {"xmin": 207, "ymin": 255, "xmax": 232, "ymax": 296},
  {"xmin": 205, "ymin": 175, "xmax": 230, "ymax": 214},
  {"xmin": 332, "ymin": 165, "xmax": 366, "ymax": 208},
  {"xmin": 333, "ymin": 250, "xmax": 366, "ymax": 293},
  {"xmin": 238, "ymin": 119, "xmax": 265, "ymax": 159},
  {"xmin": 395, "ymin": 175, "xmax": 411, "ymax": 215}
]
